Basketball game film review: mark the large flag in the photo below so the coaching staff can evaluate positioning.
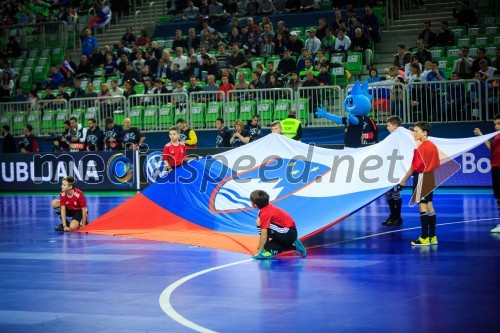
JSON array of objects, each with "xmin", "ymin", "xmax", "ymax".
[{"xmin": 80, "ymin": 128, "xmax": 498, "ymax": 254}]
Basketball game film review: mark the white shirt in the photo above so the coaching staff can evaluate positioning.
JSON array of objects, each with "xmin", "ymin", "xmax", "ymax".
[
  {"xmin": 172, "ymin": 55, "xmax": 188, "ymax": 71},
  {"xmin": 305, "ymin": 37, "xmax": 321, "ymax": 54},
  {"xmin": 334, "ymin": 36, "xmax": 351, "ymax": 52}
]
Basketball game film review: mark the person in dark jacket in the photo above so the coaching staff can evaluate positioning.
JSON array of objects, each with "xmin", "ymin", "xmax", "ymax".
[{"xmin": 2, "ymin": 125, "xmax": 16, "ymax": 153}]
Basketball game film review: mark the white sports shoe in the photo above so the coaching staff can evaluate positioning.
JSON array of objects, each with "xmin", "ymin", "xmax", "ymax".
[{"xmin": 490, "ymin": 224, "xmax": 500, "ymax": 233}]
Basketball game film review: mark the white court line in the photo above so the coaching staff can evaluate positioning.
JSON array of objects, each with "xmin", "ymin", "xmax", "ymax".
[{"xmin": 158, "ymin": 217, "xmax": 500, "ymax": 332}]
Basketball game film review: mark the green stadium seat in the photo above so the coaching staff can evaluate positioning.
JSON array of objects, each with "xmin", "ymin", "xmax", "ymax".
[
  {"xmin": 38, "ymin": 57, "xmax": 50, "ymax": 67},
  {"xmin": 290, "ymin": 27, "xmax": 304, "ymax": 38},
  {"xmin": 19, "ymin": 74, "xmax": 33, "ymax": 92},
  {"xmin": 190, "ymin": 102, "xmax": 206, "ymax": 128},
  {"xmin": 450, "ymin": 26, "xmax": 466, "ymax": 37},
  {"xmin": 92, "ymin": 77, "xmax": 105, "ymax": 91},
  {"xmin": 429, "ymin": 46, "xmax": 445, "ymax": 58},
  {"xmin": 13, "ymin": 58, "xmax": 24, "ymax": 68},
  {"xmin": 467, "ymin": 27, "xmax": 481, "ymax": 35},
  {"xmin": 206, "ymin": 101, "xmax": 223, "ymax": 128},
  {"xmin": 250, "ymin": 57, "xmax": 265, "ymax": 69},
  {"xmin": 345, "ymin": 52, "xmax": 363, "ymax": 75},
  {"xmin": 372, "ymin": 6, "xmax": 386, "ymax": 27},
  {"xmin": 51, "ymin": 47, "xmax": 65, "ymax": 65},
  {"xmin": 12, "ymin": 111, "xmax": 27, "ymax": 135},
  {"xmin": 113, "ymin": 109, "xmax": 127, "ymax": 127},
  {"xmin": 474, "ymin": 35, "xmax": 488, "ymax": 46},
  {"xmin": 22, "ymin": 67, "xmax": 34, "ymax": 75},
  {"xmin": 134, "ymin": 83, "xmax": 145, "ymax": 95},
  {"xmin": 257, "ymin": 99, "xmax": 274, "ymax": 124},
  {"xmin": 236, "ymin": 68, "xmax": 252, "ymax": 82},
  {"xmin": 485, "ymin": 45, "xmax": 496, "ymax": 58},
  {"xmin": 0, "ymin": 112, "xmax": 13, "ymax": 130},
  {"xmin": 41, "ymin": 110, "xmax": 57, "ymax": 134},
  {"xmin": 144, "ymin": 105, "xmax": 158, "ymax": 130},
  {"xmin": 492, "ymin": 35, "xmax": 500, "ymax": 45},
  {"xmin": 274, "ymin": 99, "xmax": 292, "ymax": 121},
  {"xmin": 159, "ymin": 104, "xmax": 174, "ymax": 128},
  {"xmin": 225, "ymin": 101, "xmax": 239, "ymax": 124},
  {"xmin": 85, "ymin": 107, "xmax": 99, "ymax": 121},
  {"xmin": 446, "ymin": 46, "xmax": 461, "ymax": 58},
  {"xmin": 485, "ymin": 26, "xmax": 498, "ymax": 34},
  {"xmin": 468, "ymin": 46, "xmax": 478, "ymax": 58},
  {"xmin": 55, "ymin": 109, "xmax": 69, "ymax": 130},
  {"xmin": 40, "ymin": 48, "xmax": 51, "ymax": 58},
  {"xmin": 33, "ymin": 65, "xmax": 49, "ymax": 83},
  {"xmin": 240, "ymin": 100, "xmax": 256, "ymax": 118},
  {"xmin": 330, "ymin": 53, "xmax": 345, "ymax": 65},
  {"xmin": 27, "ymin": 111, "xmax": 41, "ymax": 134},
  {"xmin": 28, "ymin": 49, "xmax": 39, "ymax": 58},
  {"xmin": 297, "ymin": 98, "xmax": 309, "ymax": 124},
  {"xmin": 129, "ymin": 106, "xmax": 144, "ymax": 128},
  {"xmin": 455, "ymin": 36, "xmax": 471, "ymax": 47},
  {"xmin": 93, "ymin": 68, "xmax": 104, "ymax": 77},
  {"xmin": 266, "ymin": 56, "xmax": 281, "ymax": 68}
]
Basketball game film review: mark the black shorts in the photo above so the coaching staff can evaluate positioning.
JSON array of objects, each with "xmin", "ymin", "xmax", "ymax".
[
  {"xmin": 493, "ymin": 167, "xmax": 500, "ymax": 199},
  {"xmin": 265, "ymin": 227, "xmax": 297, "ymax": 252},
  {"xmin": 66, "ymin": 209, "xmax": 83, "ymax": 223},
  {"xmin": 412, "ymin": 172, "xmax": 434, "ymax": 204}
]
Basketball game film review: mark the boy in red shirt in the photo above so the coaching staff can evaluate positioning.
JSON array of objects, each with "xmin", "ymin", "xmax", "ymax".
[
  {"xmin": 474, "ymin": 114, "xmax": 500, "ymax": 233},
  {"xmin": 400, "ymin": 122, "xmax": 441, "ymax": 246},
  {"xmin": 162, "ymin": 126, "xmax": 187, "ymax": 173},
  {"xmin": 250, "ymin": 190, "xmax": 307, "ymax": 259},
  {"xmin": 51, "ymin": 176, "xmax": 88, "ymax": 232}
]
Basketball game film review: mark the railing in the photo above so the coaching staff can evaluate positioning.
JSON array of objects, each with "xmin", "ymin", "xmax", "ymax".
[
  {"xmin": 0, "ymin": 21, "xmax": 68, "ymax": 50},
  {"xmin": 1, "ymin": 81, "xmax": 496, "ymax": 137}
]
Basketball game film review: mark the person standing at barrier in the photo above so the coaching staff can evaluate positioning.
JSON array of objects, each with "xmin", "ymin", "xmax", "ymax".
[
  {"xmin": 53, "ymin": 120, "xmax": 71, "ymax": 152},
  {"xmin": 2, "ymin": 125, "xmax": 16, "ymax": 153},
  {"xmin": 85, "ymin": 118, "xmax": 104, "ymax": 151},
  {"xmin": 399, "ymin": 122, "xmax": 441, "ymax": 246},
  {"xmin": 19, "ymin": 124, "xmax": 39, "ymax": 153},
  {"xmin": 250, "ymin": 189, "xmax": 307, "ymax": 259},
  {"xmin": 280, "ymin": 109, "xmax": 302, "ymax": 141},
  {"xmin": 382, "ymin": 116, "xmax": 403, "ymax": 227},
  {"xmin": 162, "ymin": 126, "xmax": 187, "ymax": 173},
  {"xmin": 68, "ymin": 116, "xmax": 87, "ymax": 152},
  {"xmin": 121, "ymin": 118, "xmax": 144, "ymax": 150},
  {"xmin": 230, "ymin": 119, "xmax": 250, "ymax": 147},
  {"xmin": 103, "ymin": 117, "xmax": 124, "ymax": 151},
  {"xmin": 177, "ymin": 118, "xmax": 198, "ymax": 149},
  {"xmin": 215, "ymin": 118, "xmax": 231, "ymax": 147},
  {"xmin": 52, "ymin": 176, "xmax": 88, "ymax": 232},
  {"xmin": 244, "ymin": 114, "xmax": 262, "ymax": 142},
  {"xmin": 474, "ymin": 115, "xmax": 500, "ymax": 233}
]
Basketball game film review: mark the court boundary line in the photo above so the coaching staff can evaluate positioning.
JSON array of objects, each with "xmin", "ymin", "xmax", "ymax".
[{"xmin": 158, "ymin": 217, "xmax": 500, "ymax": 332}]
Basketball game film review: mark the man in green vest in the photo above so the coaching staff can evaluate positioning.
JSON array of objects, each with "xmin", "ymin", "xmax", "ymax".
[{"xmin": 280, "ymin": 109, "xmax": 302, "ymax": 141}]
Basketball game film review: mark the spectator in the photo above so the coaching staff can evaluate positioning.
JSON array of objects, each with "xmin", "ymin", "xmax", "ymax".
[
  {"xmin": 19, "ymin": 124, "xmax": 39, "ymax": 153},
  {"xmin": 12, "ymin": 87, "xmax": 28, "ymax": 103},
  {"xmin": 249, "ymin": 71, "xmax": 265, "ymax": 89},
  {"xmin": 304, "ymin": 28, "xmax": 321, "ymax": 56},
  {"xmin": 300, "ymin": 0, "xmax": 315, "ymax": 12},
  {"xmin": 183, "ymin": 1, "xmax": 200, "ymax": 20},
  {"xmin": 366, "ymin": 67, "xmax": 382, "ymax": 83},
  {"xmin": 122, "ymin": 62, "xmax": 142, "ymax": 84},
  {"xmin": 296, "ymin": 48, "xmax": 313, "ymax": 73},
  {"xmin": 85, "ymin": 118, "xmax": 104, "ymax": 151},
  {"xmin": 363, "ymin": 6, "xmax": 381, "ymax": 43},
  {"xmin": 321, "ymin": 26, "xmax": 336, "ymax": 54},
  {"xmin": 208, "ymin": 0, "xmax": 227, "ymax": 26},
  {"xmin": 109, "ymin": 79, "xmax": 124, "ymax": 98},
  {"xmin": 275, "ymin": 21, "xmax": 290, "ymax": 43},
  {"xmin": 273, "ymin": 32, "xmax": 286, "ymax": 55},
  {"xmin": 285, "ymin": 31, "xmax": 304, "ymax": 56},
  {"xmin": 230, "ymin": 119, "xmax": 251, "ymax": 147},
  {"xmin": 244, "ymin": 114, "xmax": 262, "ymax": 142},
  {"xmin": 121, "ymin": 118, "xmax": 145, "ymax": 150},
  {"xmin": 2, "ymin": 125, "xmax": 16, "ymax": 153},
  {"xmin": 317, "ymin": 63, "xmax": 332, "ymax": 86},
  {"xmin": 286, "ymin": 71, "xmax": 303, "ymax": 91},
  {"xmin": 172, "ymin": 47, "xmax": 188, "ymax": 71},
  {"xmin": 235, "ymin": 71, "xmax": 249, "ymax": 90},
  {"xmin": 226, "ymin": 26, "xmax": 243, "ymax": 48},
  {"xmin": 277, "ymin": 49, "xmax": 296, "ymax": 79},
  {"xmin": 452, "ymin": 47, "xmax": 474, "ymax": 79},
  {"xmin": 121, "ymin": 27, "xmax": 136, "ymax": 47},
  {"xmin": 436, "ymin": 21, "xmax": 454, "ymax": 47},
  {"xmin": 242, "ymin": 33, "xmax": 260, "ymax": 58},
  {"xmin": 103, "ymin": 53, "xmax": 118, "ymax": 78},
  {"xmin": 0, "ymin": 71, "xmax": 14, "ymax": 98},
  {"xmin": 479, "ymin": 59, "xmax": 497, "ymax": 79},
  {"xmin": 414, "ymin": 39, "xmax": 432, "ymax": 66},
  {"xmin": 427, "ymin": 60, "xmax": 446, "ymax": 82},
  {"xmin": 258, "ymin": 0, "xmax": 274, "ymax": 15},
  {"xmin": 215, "ymin": 118, "xmax": 231, "ymax": 147},
  {"xmin": 204, "ymin": 74, "xmax": 219, "ymax": 91},
  {"xmin": 405, "ymin": 55, "xmax": 423, "ymax": 79},
  {"xmin": 393, "ymin": 43, "xmax": 412, "ymax": 71},
  {"xmin": 417, "ymin": 21, "xmax": 437, "ymax": 49},
  {"xmin": 274, "ymin": 0, "xmax": 287, "ymax": 14},
  {"xmin": 0, "ymin": 37, "xmax": 20, "ymax": 58},
  {"xmin": 260, "ymin": 35, "xmax": 275, "ymax": 58},
  {"xmin": 333, "ymin": 29, "xmax": 351, "ymax": 54},
  {"xmin": 314, "ymin": 49, "xmax": 328, "ymax": 71},
  {"xmin": 172, "ymin": 29, "xmax": 188, "ymax": 51},
  {"xmin": 81, "ymin": 28, "xmax": 98, "ymax": 57},
  {"xmin": 123, "ymin": 80, "xmax": 136, "ymax": 100},
  {"xmin": 453, "ymin": 1, "xmax": 477, "ymax": 27},
  {"xmin": 177, "ymin": 118, "xmax": 197, "ymax": 148},
  {"xmin": 285, "ymin": 0, "xmax": 301, "ymax": 13},
  {"xmin": 316, "ymin": 18, "xmax": 328, "ymax": 41},
  {"xmin": 70, "ymin": 79, "xmax": 86, "ymax": 99},
  {"xmin": 89, "ymin": 47, "xmax": 105, "ymax": 68},
  {"xmin": 43, "ymin": 67, "xmax": 64, "ymax": 90},
  {"xmin": 471, "ymin": 48, "xmax": 492, "ymax": 74},
  {"xmin": 494, "ymin": 48, "xmax": 500, "ymax": 70},
  {"xmin": 227, "ymin": 45, "xmax": 248, "ymax": 70},
  {"xmin": 351, "ymin": 28, "xmax": 373, "ymax": 70},
  {"xmin": 218, "ymin": 75, "xmax": 235, "ymax": 97}
]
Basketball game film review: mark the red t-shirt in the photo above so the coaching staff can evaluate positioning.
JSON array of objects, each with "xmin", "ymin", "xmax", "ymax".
[
  {"xmin": 59, "ymin": 188, "xmax": 87, "ymax": 211},
  {"xmin": 491, "ymin": 134, "xmax": 500, "ymax": 167},
  {"xmin": 259, "ymin": 204, "xmax": 296, "ymax": 233},
  {"xmin": 162, "ymin": 141, "xmax": 186, "ymax": 168},
  {"xmin": 411, "ymin": 140, "xmax": 440, "ymax": 173}
]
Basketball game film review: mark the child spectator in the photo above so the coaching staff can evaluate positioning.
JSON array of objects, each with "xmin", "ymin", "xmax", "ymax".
[{"xmin": 250, "ymin": 190, "xmax": 307, "ymax": 259}]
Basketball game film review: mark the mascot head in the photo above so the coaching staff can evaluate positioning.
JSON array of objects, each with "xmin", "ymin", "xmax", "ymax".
[{"xmin": 344, "ymin": 80, "xmax": 373, "ymax": 116}]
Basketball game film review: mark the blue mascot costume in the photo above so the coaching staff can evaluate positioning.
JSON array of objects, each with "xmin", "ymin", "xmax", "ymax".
[{"xmin": 315, "ymin": 80, "xmax": 378, "ymax": 148}]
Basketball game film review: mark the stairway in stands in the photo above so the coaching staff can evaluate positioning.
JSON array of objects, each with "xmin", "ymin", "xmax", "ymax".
[{"xmin": 375, "ymin": 0, "xmax": 458, "ymax": 71}]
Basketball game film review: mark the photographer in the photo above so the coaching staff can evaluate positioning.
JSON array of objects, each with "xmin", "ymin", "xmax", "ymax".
[
  {"xmin": 85, "ymin": 118, "xmax": 104, "ymax": 151},
  {"xmin": 52, "ymin": 120, "xmax": 71, "ymax": 152},
  {"xmin": 103, "ymin": 117, "xmax": 124, "ymax": 151},
  {"xmin": 68, "ymin": 116, "xmax": 87, "ymax": 152},
  {"xmin": 19, "ymin": 124, "xmax": 39, "ymax": 153}
]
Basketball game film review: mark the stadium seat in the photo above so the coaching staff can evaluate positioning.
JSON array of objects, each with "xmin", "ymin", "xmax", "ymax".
[
  {"xmin": 225, "ymin": 101, "xmax": 239, "ymax": 124},
  {"xmin": 13, "ymin": 58, "xmax": 24, "ymax": 68},
  {"xmin": 257, "ymin": 99, "xmax": 274, "ymax": 124},
  {"xmin": 27, "ymin": 111, "xmax": 41, "ymax": 134},
  {"xmin": 206, "ymin": 101, "xmax": 222, "ymax": 127},
  {"xmin": 250, "ymin": 57, "xmax": 265, "ymax": 69},
  {"xmin": 190, "ymin": 102, "xmax": 206, "ymax": 128},
  {"xmin": 113, "ymin": 109, "xmax": 127, "ymax": 127},
  {"xmin": 240, "ymin": 100, "xmax": 256, "ymax": 119},
  {"xmin": 129, "ymin": 106, "xmax": 144, "ymax": 128},
  {"xmin": 70, "ymin": 109, "xmax": 85, "ymax": 123},
  {"xmin": 93, "ymin": 68, "xmax": 104, "ymax": 77},
  {"xmin": 485, "ymin": 26, "xmax": 497, "ymax": 34},
  {"xmin": 446, "ymin": 46, "xmax": 461, "ymax": 58},
  {"xmin": 144, "ymin": 105, "xmax": 158, "ymax": 130},
  {"xmin": 19, "ymin": 74, "xmax": 33, "ymax": 92},
  {"xmin": 429, "ymin": 46, "xmax": 445, "ymax": 58},
  {"xmin": 236, "ymin": 68, "xmax": 252, "ymax": 82},
  {"xmin": 0, "ymin": 112, "xmax": 12, "ymax": 130},
  {"xmin": 28, "ymin": 49, "xmax": 39, "ymax": 59},
  {"xmin": 40, "ymin": 48, "xmax": 51, "ymax": 58},
  {"xmin": 330, "ymin": 53, "xmax": 345, "ymax": 65},
  {"xmin": 450, "ymin": 26, "xmax": 466, "ymax": 37},
  {"xmin": 345, "ymin": 52, "xmax": 363, "ymax": 75},
  {"xmin": 134, "ymin": 83, "xmax": 145, "ymax": 95},
  {"xmin": 25, "ymin": 58, "xmax": 37, "ymax": 67},
  {"xmin": 159, "ymin": 104, "xmax": 174, "ymax": 128},
  {"xmin": 455, "ymin": 36, "xmax": 471, "ymax": 47},
  {"xmin": 468, "ymin": 46, "xmax": 478, "ymax": 58},
  {"xmin": 51, "ymin": 47, "xmax": 65, "ymax": 65},
  {"xmin": 485, "ymin": 45, "xmax": 496, "ymax": 58},
  {"xmin": 266, "ymin": 56, "xmax": 281, "ymax": 68},
  {"xmin": 93, "ymin": 77, "xmax": 105, "ymax": 91},
  {"xmin": 330, "ymin": 66, "xmax": 348, "ymax": 87},
  {"xmin": 467, "ymin": 27, "xmax": 480, "ymax": 35},
  {"xmin": 55, "ymin": 109, "xmax": 69, "ymax": 130},
  {"xmin": 85, "ymin": 107, "xmax": 99, "ymax": 121},
  {"xmin": 290, "ymin": 27, "xmax": 304, "ymax": 38},
  {"xmin": 274, "ymin": 99, "xmax": 292, "ymax": 120},
  {"xmin": 474, "ymin": 35, "xmax": 488, "ymax": 46},
  {"xmin": 33, "ymin": 65, "xmax": 49, "ymax": 83},
  {"xmin": 297, "ymin": 99, "xmax": 309, "ymax": 124},
  {"xmin": 41, "ymin": 110, "xmax": 57, "ymax": 134}
]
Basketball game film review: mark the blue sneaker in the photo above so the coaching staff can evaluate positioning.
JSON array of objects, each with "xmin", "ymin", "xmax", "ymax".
[
  {"xmin": 252, "ymin": 249, "xmax": 274, "ymax": 260},
  {"xmin": 293, "ymin": 239, "xmax": 307, "ymax": 257}
]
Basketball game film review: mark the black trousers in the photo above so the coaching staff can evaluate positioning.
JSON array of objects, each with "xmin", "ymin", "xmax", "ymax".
[{"xmin": 265, "ymin": 227, "xmax": 297, "ymax": 252}]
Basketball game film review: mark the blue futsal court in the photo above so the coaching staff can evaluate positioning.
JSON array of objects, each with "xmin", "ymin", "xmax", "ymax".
[{"xmin": 0, "ymin": 189, "xmax": 499, "ymax": 332}]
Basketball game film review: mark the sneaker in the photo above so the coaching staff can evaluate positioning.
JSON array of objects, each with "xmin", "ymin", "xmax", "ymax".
[
  {"xmin": 382, "ymin": 216, "xmax": 393, "ymax": 226},
  {"xmin": 491, "ymin": 224, "xmax": 500, "ymax": 233},
  {"xmin": 293, "ymin": 239, "xmax": 307, "ymax": 257},
  {"xmin": 411, "ymin": 237, "xmax": 430, "ymax": 246},
  {"xmin": 429, "ymin": 236, "xmax": 438, "ymax": 244},
  {"xmin": 386, "ymin": 218, "xmax": 403, "ymax": 227},
  {"xmin": 54, "ymin": 224, "xmax": 64, "ymax": 231},
  {"xmin": 252, "ymin": 249, "xmax": 274, "ymax": 260}
]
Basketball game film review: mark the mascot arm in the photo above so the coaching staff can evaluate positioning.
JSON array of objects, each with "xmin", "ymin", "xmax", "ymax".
[
  {"xmin": 315, "ymin": 107, "xmax": 342, "ymax": 124},
  {"xmin": 346, "ymin": 113, "xmax": 359, "ymax": 125}
]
